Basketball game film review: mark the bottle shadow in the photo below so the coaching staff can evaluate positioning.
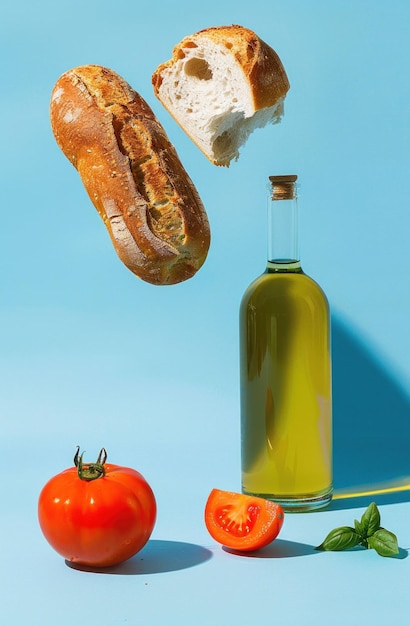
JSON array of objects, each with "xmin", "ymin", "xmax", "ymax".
[
  {"xmin": 65, "ymin": 540, "xmax": 213, "ymax": 575},
  {"xmin": 331, "ymin": 315, "xmax": 410, "ymax": 508}
]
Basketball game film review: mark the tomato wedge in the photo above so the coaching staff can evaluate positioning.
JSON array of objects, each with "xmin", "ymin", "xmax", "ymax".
[{"xmin": 205, "ymin": 489, "xmax": 284, "ymax": 552}]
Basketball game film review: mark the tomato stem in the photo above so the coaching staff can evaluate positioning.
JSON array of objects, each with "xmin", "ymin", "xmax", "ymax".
[{"xmin": 74, "ymin": 446, "xmax": 107, "ymax": 481}]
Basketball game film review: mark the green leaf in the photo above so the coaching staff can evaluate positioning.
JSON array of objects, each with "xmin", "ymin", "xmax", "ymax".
[
  {"xmin": 316, "ymin": 526, "xmax": 362, "ymax": 552},
  {"xmin": 317, "ymin": 502, "xmax": 400, "ymax": 557},
  {"xmin": 360, "ymin": 502, "xmax": 381, "ymax": 538},
  {"xmin": 367, "ymin": 528, "xmax": 399, "ymax": 557},
  {"xmin": 354, "ymin": 518, "xmax": 365, "ymax": 538}
]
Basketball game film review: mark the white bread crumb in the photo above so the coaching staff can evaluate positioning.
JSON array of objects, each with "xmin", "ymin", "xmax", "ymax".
[{"xmin": 153, "ymin": 26, "xmax": 290, "ymax": 166}]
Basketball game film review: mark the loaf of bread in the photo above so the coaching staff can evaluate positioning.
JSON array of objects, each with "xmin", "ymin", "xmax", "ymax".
[
  {"xmin": 152, "ymin": 25, "xmax": 290, "ymax": 166},
  {"xmin": 50, "ymin": 65, "xmax": 210, "ymax": 285}
]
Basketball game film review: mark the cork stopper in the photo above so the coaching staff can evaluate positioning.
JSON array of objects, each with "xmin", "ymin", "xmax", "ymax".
[{"xmin": 269, "ymin": 175, "xmax": 298, "ymax": 200}]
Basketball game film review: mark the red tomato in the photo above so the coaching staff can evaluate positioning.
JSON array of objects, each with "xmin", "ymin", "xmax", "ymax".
[
  {"xmin": 205, "ymin": 489, "xmax": 284, "ymax": 552},
  {"xmin": 38, "ymin": 448, "xmax": 156, "ymax": 567}
]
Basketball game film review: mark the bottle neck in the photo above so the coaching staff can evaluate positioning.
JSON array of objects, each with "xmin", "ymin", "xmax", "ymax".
[{"xmin": 267, "ymin": 175, "xmax": 301, "ymax": 272}]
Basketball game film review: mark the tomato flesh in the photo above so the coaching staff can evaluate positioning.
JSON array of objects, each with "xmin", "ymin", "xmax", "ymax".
[
  {"xmin": 214, "ymin": 502, "xmax": 260, "ymax": 537},
  {"xmin": 205, "ymin": 489, "xmax": 284, "ymax": 551}
]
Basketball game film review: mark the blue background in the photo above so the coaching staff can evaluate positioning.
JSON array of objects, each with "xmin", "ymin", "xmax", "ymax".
[{"xmin": 1, "ymin": 1, "xmax": 409, "ymax": 624}]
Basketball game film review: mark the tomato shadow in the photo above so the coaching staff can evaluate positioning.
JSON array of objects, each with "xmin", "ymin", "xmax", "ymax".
[
  {"xmin": 222, "ymin": 539, "xmax": 318, "ymax": 559},
  {"xmin": 65, "ymin": 539, "xmax": 213, "ymax": 575},
  {"xmin": 331, "ymin": 315, "xmax": 410, "ymax": 508}
]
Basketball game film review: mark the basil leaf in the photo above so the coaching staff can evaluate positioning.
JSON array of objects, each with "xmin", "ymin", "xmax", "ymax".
[
  {"xmin": 367, "ymin": 528, "xmax": 399, "ymax": 557},
  {"xmin": 316, "ymin": 526, "xmax": 361, "ymax": 551},
  {"xmin": 360, "ymin": 502, "xmax": 381, "ymax": 538},
  {"xmin": 354, "ymin": 518, "xmax": 364, "ymax": 538}
]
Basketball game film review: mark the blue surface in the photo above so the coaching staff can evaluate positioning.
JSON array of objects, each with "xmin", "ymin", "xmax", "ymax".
[{"xmin": 1, "ymin": 1, "xmax": 409, "ymax": 624}]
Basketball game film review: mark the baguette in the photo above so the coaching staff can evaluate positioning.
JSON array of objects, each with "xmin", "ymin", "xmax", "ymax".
[
  {"xmin": 50, "ymin": 65, "xmax": 210, "ymax": 285},
  {"xmin": 152, "ymin": 25, "xmax": 290, "ymax": 166}
]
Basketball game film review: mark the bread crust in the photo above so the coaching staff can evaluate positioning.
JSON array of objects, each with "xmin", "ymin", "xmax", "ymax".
[
  {"xmin": 51, "ymin": 65, "xmax": 210, "ymax": 285},
  {"xmin": 153, "ymin": 25, "xmax": 289, "ymax": 110}
]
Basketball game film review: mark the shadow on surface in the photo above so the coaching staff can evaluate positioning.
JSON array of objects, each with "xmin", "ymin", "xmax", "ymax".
[
  {"xmin": 332, "ymin": 315, "xmax": 410, "ymax": 506},
  {"xmin": 223, "ymin": 538, "xmax": 317, "ymax": 559},
  {"xmin": 391, "ymin": 548, "xmax": 408, "ymax": 560},
  {"xmin": 66, "ymin": 540, "xmax": 213, "ymax": 575}
]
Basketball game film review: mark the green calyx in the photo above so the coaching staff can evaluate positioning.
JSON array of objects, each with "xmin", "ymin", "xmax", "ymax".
[{"xmin": 74, "ymin": 446, "xmax": 107, "ymax": 481}]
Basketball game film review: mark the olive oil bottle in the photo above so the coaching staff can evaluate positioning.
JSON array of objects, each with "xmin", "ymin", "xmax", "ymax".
[{"xmin": 240, "ymin": 175, "xmax": 332, "ymax": 511}]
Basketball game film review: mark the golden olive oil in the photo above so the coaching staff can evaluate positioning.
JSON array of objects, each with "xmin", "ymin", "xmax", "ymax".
[{"xmin": 240, "ymin": 176, "xmax": 332, "ymax": 511}]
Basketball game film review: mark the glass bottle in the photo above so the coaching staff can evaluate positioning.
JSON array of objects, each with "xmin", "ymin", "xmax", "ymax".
[{"xmin": 239, "ymin": 175, "xmax": 332, "ymax": 511}]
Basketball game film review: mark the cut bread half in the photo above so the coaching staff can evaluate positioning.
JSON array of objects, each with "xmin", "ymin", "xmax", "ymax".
[{"xmin": 152, "ymin": 25, "xmax": 290, "ymax": 166}]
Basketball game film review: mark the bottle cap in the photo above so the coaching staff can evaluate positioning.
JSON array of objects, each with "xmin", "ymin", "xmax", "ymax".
[
  {"xmin": 269, "ymin": 175, "xmax": 298, "ymax": 200},
  {"xmin": 269, "ymin": 175, "xmax": 297, "ymax": 183}
]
